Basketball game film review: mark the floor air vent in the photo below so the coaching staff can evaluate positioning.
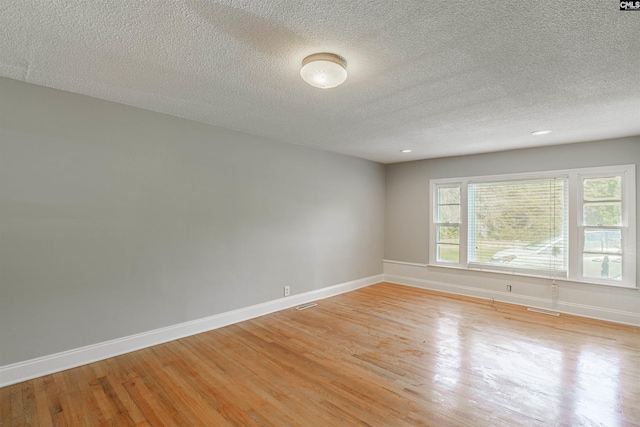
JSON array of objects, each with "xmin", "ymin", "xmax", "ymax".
[
  {"xmin": 296, "ymin": 303, "xmax": 318, "ymax": 311},
  {"xmin": 527, "ymin": 307, "xmax": 560, "ymax": 316}
]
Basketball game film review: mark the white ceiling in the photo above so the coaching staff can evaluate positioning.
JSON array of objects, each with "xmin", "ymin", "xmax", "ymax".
[{"xmin": 1, "ymin": 1, "xmax": 639, "ymax": 163}]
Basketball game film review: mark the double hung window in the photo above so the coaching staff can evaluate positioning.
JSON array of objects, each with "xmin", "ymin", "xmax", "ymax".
[
  {"xmin": 579, "ymin": 175, "xmax": 625, "ymax": 282},
  {"xmin": 435, "ymin": 185, "xmax": 461, "ymax": 264}
]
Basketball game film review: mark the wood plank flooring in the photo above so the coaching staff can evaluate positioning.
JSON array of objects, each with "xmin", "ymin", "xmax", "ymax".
[{"xmin": 2, "ymin": 282, "xmax": 639, "ymax": 426}]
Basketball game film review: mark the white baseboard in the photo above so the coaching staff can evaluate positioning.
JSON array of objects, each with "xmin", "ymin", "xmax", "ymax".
[
  {"xmin": 385, "ymin": 274, "xmax": 640, "ymax": 326},
  {"xmin": 0, "ymin": 274, "xmax": 384, "ymax": 387}
]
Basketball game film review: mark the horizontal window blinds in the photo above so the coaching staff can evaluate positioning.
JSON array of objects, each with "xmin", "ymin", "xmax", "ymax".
[{"xmin": 468, "ymin": 178, "xmax": 568, "ymax": 274}]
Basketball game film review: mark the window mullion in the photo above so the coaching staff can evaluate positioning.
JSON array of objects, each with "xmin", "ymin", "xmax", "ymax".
[
  {"xmin": 568, "ymin": 173, "xmax": 580, "ymax": 282},
  {"xmin": 460, "ymin": 180, "xmax": 469, "ymax": 267}
]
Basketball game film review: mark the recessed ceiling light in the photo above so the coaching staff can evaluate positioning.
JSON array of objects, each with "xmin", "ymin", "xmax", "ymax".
[
  {"xmin": 300, "ymin": 53, "xmax": 347, "ymax": 89},
  {"xmin": 400, "ymin": 149, "xmax": 412, "ymax": 153},
  {"xmin": 531, "ymin": 130, "xmax": 552, "ymax": 136}
]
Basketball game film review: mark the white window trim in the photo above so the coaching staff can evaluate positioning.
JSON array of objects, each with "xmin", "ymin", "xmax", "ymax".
[
  {"xmin": 430, "ymin": 179, "xmax": 462, "ymax": 266},
  {"xmin": 575, "ymin": 165, "xmax": 635, "ymax": 287},
  {"xmin": 429, "ymin": 165, "xmax": 636, "ymax": 289}
]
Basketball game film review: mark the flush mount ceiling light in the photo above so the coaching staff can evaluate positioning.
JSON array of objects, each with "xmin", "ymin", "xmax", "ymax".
[
  {"xmin": 531, "ymin": 130, "xmax": 552, "ymax": 136},
  {"xmin": 300, "ymin": 53, "xmax": 347, "ymax": 89},
  {"xmin": 400, "ymin": 149, "xmax": 412, "ymax": 153}
]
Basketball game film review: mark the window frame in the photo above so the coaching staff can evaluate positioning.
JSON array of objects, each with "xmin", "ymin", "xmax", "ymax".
[
  {"xmin": 429, "ymin": 165, "xmax": 636, "ymax": 288},
  {"xmin": 576, "ymin": 167, "xmax": 635, "ymax": 286},
  {"xmin": 467, "ymin": 175, "xmax": 569, "ymax": 278},
  {"xmin": 434, "ymin": 184, "xmax": 462, "ymax": 264}
]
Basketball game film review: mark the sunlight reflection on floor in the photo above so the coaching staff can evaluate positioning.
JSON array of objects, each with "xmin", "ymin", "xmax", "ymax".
[{"xmin": 575, "ymin": 349, "xmax": 620, "ymax": 427}]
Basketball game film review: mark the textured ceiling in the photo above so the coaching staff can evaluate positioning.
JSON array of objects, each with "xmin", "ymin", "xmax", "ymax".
[{"xmin": 1, "ymin": 1, "xmax": 639, "ymax": 163}]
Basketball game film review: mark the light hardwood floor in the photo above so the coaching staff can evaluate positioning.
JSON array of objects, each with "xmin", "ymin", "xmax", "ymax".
[{"xmin": 2, "ymin": 282, "xmax": 639, "ymax": 426}]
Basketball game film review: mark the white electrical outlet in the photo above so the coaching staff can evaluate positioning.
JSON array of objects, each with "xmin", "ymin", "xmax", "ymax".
[
  {"xmin": 507, "ymin": 285, "xmax": 512, "ymax": 292},
  {"xmin": 284, "ymin": 286, "xmax": 290, "ymax": 297}
]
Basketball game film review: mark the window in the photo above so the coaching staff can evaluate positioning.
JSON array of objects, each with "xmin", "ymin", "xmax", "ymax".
[
  {"xmin": 435, "ymin": 185, "xmax": 461, "ymax": 263},
  {"xmin": 469, "ymin": 178, "xmax": 568, "ymax": 276},
  {"xmin": 430, "ymin": 165, "xmax": 636, "ymax": 288},
  {"xmin": 579, "ymin": 175, "xmax": 625, "ymax": 282}
]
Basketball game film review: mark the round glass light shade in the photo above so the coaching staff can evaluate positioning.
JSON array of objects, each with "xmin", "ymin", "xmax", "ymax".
[{"xmin": 300, "ymin": 53, "xmax": 347, "ymax": 89}]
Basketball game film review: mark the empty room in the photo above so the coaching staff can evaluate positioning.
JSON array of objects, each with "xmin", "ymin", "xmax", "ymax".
[{"xmin": 1, "ymin": 1, "xmax": 639, "ymax": 426}]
